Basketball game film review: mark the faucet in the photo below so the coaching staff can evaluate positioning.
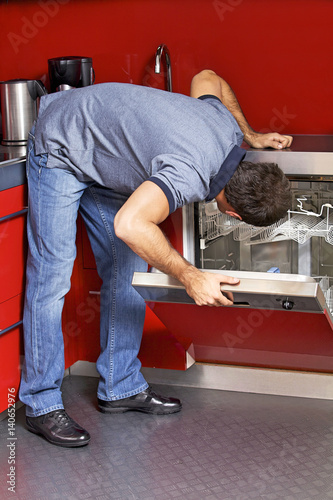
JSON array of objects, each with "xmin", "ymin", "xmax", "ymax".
[{"xmin": 155, "ymin": 44, "xmax": 173, "ymax": 92}]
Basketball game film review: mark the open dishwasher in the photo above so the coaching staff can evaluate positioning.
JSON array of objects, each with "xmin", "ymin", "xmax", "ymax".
[{"xmin": 133, "ymin": 136, "xmax": 333, "ymax": 372}]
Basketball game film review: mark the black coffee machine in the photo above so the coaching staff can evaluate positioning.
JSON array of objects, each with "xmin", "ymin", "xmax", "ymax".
[{"xmin": 48, "ymin": 56, "xmax": 95, "ymax": 92}]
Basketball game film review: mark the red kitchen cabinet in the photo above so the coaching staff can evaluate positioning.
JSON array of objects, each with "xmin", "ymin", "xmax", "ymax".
[
  {"xmin": 0, "ymin": 182, "xmax": 98, "ymax": 412},
  {"xmin": 0, "ymin": 186, "xmax": 27, "ymax": 304},
  {"xmin": 62, "ymin": 213, "xmax": 191, "ymax": 370},
  {"xmin": 0, "ymin": 184, "xmax": 27, "ymax": 220},
  {"xmin": 0, "ymin": 294, "xmax": 24, "ymax": 413},
  {"xmin": 0, "ymin": 185, "xmax": 27, "ymax": 413},
  {"xmin": 0, "ymin": 182, "xmax": 93, "ymax": 401}
]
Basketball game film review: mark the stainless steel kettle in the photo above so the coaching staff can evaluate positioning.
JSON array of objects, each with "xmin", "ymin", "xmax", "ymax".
[{"xmin": 0, "ymin": 79, "xmax": 47, "ymax": 146}]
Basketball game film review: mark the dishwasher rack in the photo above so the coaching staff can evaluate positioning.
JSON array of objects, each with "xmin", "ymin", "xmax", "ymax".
[{"xmin": 200, "ymin": 200, "xmax": 333, "ymax": 247}]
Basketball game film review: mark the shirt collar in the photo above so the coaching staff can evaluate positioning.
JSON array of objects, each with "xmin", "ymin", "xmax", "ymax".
[{"xmin": 206, "ymin": 145, "xmax": 246, "ymax": 202}]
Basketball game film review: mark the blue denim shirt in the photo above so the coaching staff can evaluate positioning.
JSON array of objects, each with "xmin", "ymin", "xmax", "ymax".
[{"xmin": 34, "ymin": 83, "xmax": 244, "ymax": 213}]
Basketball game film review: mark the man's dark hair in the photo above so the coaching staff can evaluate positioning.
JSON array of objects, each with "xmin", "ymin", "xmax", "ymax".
[{"xmin": 224, "ymin": 161, "xmax": 291, "ymax": 227}]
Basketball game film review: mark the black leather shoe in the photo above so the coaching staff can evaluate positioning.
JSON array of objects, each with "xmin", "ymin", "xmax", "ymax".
[
  {"xmin": 98, "ymin": 386, "xmax": 182, "ymax": 415},
  {"xmin": 26, "ymin": 409, "xmax": 90, "ymax": 447}
]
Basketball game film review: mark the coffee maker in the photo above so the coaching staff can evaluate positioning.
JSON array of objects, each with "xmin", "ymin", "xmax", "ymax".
[{"xmin": 48, "ymin": 56, "xmax": 95, "ymax": 92}]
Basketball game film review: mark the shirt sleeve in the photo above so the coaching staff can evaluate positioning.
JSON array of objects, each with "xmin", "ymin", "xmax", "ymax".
[
  {"xmin": 197, "ymin": 94, "xmax": 222, "ymax": 103},
  {"xmin": 148, "ymin": 154, "xmax": 210, "ymax": 214}
]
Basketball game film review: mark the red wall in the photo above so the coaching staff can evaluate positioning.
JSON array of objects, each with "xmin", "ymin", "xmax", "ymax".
[{"xmin": 0, "ymin": 0, "xmax": 332, "ymax": 135}]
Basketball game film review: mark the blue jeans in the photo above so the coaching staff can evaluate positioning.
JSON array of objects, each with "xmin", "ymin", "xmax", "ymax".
[{"xmin": 19, "ymin": 127, "xmax": 148, "ymax": 417}]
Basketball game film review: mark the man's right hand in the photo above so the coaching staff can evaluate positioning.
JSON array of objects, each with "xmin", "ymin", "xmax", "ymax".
[{"xmin": 181, "ymin": 268, "xmax": 240, "ymax": 307}]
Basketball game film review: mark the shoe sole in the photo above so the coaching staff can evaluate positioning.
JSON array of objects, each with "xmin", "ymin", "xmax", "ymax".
[
  {"xmin": 98, "ymin": 405, "xmax": 182, "ymax": 415},
  {"xmin": 26, "ymin": 421, "xmax": 90, "ymax": 448}
]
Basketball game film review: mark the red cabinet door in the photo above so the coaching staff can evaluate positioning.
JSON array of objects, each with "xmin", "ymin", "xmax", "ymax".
[
  {"xmin": 0, "ymin": 185, "xmax": 27, "ymax": 304},
  {"xmin": 0, "ymin": 185, "xmax": 27, "ymax": 413},
  {"xmin": 0, "ymin": 294, "xmax": 24, "ymax": 412}
]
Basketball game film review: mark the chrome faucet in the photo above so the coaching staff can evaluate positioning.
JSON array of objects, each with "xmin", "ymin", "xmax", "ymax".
[{"xmin": 155, "ymin": 44, "xmax": 173, "ymax": 92}]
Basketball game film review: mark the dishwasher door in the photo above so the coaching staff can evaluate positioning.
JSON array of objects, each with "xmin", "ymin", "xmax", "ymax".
[
  {"xmin": 132, "ymin": 270, "xmax": 333, "ymax": 372},
  {"xmin": 132, "ymin": 270, "xmax": 332, "ymax": 319}
]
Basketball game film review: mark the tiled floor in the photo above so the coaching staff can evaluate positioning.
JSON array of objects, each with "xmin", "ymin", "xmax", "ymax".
[{"xmin": 0, "ymin": 375, "xmax": 333, "ymax": 500}]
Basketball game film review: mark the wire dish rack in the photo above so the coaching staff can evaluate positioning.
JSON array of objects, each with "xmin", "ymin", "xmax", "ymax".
[
  {"xmin": 200, "ymin": 199, "xmax": 333, "ymax": 247},
  {"xmin": 199, "ymin": 200, "xmax": 333, "ymax": 315}
]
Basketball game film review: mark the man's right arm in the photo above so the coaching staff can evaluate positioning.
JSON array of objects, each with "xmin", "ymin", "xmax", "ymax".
[{"xmin": 114, "ymin": 180, "xmax": 239, "ymax": 307}]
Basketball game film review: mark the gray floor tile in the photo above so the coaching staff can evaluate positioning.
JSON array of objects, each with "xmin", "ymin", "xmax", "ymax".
[{"xmin": 0, "ymin": 375, "xmax": 332, "ymax": 500}]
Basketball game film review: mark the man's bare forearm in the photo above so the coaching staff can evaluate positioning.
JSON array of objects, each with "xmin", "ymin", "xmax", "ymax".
[
  {"xmin": 116, "ymin": 216, "xmax": 238, "ymax": 307},
  {"xmin": 114, "ymin": 181, "xmax": 239, "ymax": 307},
  {"xmin": 217, "ymin": 75, "xmax": 293, "ymax": 149},
  {"xmin": 191, "ymin": 69, "xmax": 255, "ymax": 143},
  {"xmin": 217, "ymin": 76, "xmax": 256, "ymax": 144}
]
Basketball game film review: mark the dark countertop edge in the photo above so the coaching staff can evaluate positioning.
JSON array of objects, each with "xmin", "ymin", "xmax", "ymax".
[
  {"xmin": 0, "ymin": 155, "xmax": 26, "ymax": 167},
  {"xmin": 0, "ymin": 159, "xmax": 26, "ymax": 192},
  {"xmin": 241, "ymin": 134, "xmax": 333, "ymax": 152}
]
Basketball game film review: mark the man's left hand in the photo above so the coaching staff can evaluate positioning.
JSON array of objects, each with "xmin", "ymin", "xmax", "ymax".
[{"xmin": 248, "ymin": 132, "xmax": 293, "ymax": 150}]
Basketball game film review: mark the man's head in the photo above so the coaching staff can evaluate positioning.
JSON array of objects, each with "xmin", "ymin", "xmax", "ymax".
[{"xmin": 220, "ymin": 161, "xmax": 291, "ymax": 227}]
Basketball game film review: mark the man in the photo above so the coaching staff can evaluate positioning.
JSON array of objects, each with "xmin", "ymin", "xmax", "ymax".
[{"xmin": 19, "ymin": 69, "xmax": 293, "ymax": 447}]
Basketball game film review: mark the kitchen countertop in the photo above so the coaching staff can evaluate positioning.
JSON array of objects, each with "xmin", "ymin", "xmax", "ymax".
[
  {"xmin": 244, "ymin": 134, "xmax": 333, "ymax": 180},
  {"xmin": 0, "ymin": 144, "xmax": 26, "ymax": 192}
]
